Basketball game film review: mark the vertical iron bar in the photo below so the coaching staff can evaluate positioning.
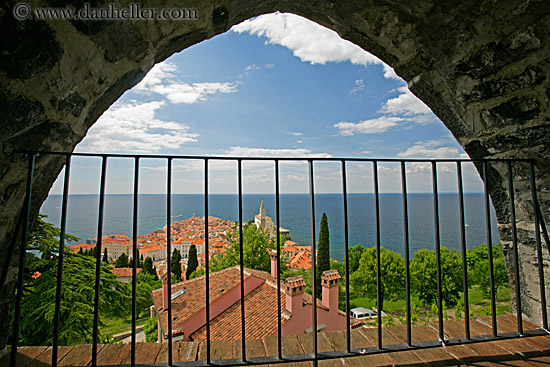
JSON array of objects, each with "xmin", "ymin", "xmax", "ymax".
[
  {"xmin": 432, "ymin": 162, "xmax": 444, "ymax": 342},
  {"xmin": 537, "ymin": 205, "xmax": 550, "ymax": 258},
  {"xmin": 401, "ymin": 162, "xmax": 412, "ymax": 347},
  {"xmin": 52, "ymin": 155, "xmax": 71, "ymax": 366},
  {"xmin": 275, "ymin": 160, "xmax": 282, "ymax": 359},
  {"xmin": 9, "ymin": 154, "xmax": 35, "ymax": 367},
  {"xmin": 238, "ymin": 159, "xmax": 246, "ymax": 362},
  {"xmin": 131, "ymin": 158, "xmax": 139, "ymax": 366},
  {"xmin": 205, "ymin": 159, "xmax": 211, "ymax": 364},
  {"xmin": 530, "ymin": 160, "xmax": 548, "ymax": 329},
  {"xmin": 457, "ymin": 162, "xmax": 470, "ymax": 340},
  {"xmin": 167, "ymin": 158, "xmax": 173, "ymax": 365},
  {"xmin": 342, "ymin": 160, "xmax": 351, "ymax": 353},
  {"xmin": 92, "ymin": 156, "xmax": 107, "ymax": 367},
  {"xmin": 507, "ymin": 160, "xmax": 522, "ymax": 335},
  {"xmin": 482, "ymin": 162, "xmax": 497, "ymax": 336},
  {"xmin": 373, "ymin": 161, "xmax": 382, "ymax": 348},
  {"xmin": 308, "ymin": 160, "xmax": 318, "ymax": 364}
]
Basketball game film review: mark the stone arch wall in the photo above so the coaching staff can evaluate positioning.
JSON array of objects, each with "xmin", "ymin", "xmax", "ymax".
[{"xmin": 1, "ymin": 0, "xmax": 549, "ymax": 349}]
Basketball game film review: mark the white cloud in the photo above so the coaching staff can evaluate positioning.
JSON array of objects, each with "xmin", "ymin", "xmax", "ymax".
[
  {"xmin": 265, "ymin": 63, "xmax": 275, "ymax": 69},
  {"xmin": 286, "ymin": 174, "xmax": 306, "ymax": 182},
  {"xmin": 232, "ymin": 13, "xmax": 393, "ymax": 72},
  {"xmin": 288, "ymin": 132, "xmax": 303, "ymax": 136},
  {"xmin": 76, "ymin": 100, "xmax": 198, "ymax": 153},
  {"xmin": 334, "ymin": 117, "xmax": 403, "ymax": 135},
  {"xmin": 134, "ymin": 62, "xmax": 238, "ymax": 104},
  {"xmin": 398, "ymin": 141, "xmax": 462, "ymax": 158},
  {"xmin": 136, "ymin": 62, "xmax": 177, "ymax": 89},
  {"xmin": 381, "ymin": 86, "xmax": 433, "ymax": 116},
  {"xmin": 296, "ymin": 140, "xmax": 303, "ymax": 144},
  {"xmin": 349, "ymin": 78, "xmax": 365, "ymax": 95},
  {"xmin": 223, "ymin": 146, "xmax": 331, "ymax": 158},
  {"xmin": 245, "ymin": 64, "xmax": 260, "ymax": 71},
  {"xmin": 361, "ymin": 150, "xmax": 372, "ymax": 154},
  {"xmin": 383, "ymin": 64, "xmax": 400, "ymax": 80}
]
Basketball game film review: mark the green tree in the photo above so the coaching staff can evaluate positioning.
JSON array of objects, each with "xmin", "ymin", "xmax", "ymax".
[
  {"xmin": 466, "ymin": 243, "xmax": 509, "ymax": 296},
  {"xmin": 136, "ymin": 272, "xmax": 161, "ymax": 317},
  {"xmin": 350, "ymin": 246, "xmax": 405, "ymax": 311},
  {"xmin": 115, "ymin": 252, "xmax": 129, "ymax": 268},
  {"xmin": 142, "ymin": 257, "xmax": 155, "ymax": 276},
  {"xmin": 102, "ymin": 248, "xmax": 108, "ymax": 263},
  {"xmin": 171, "ymin": 249, "xmax": 182, "ymax": 281},
  {"xmin": 316, "ymin": 213, "xmax": 330, "ymax": 297},
  {"xmin": 190, "ymin": 267, "xmax": 205, "ymax": 279},
  {"xmin": 347, "ymin": 244, "xmax": 366, "ymax": 274},
  {"xmin": 410, "ymin": 247, "xmax": 463, "ymax": 306},
  {"xmin": 17, "ymin": 216, "xmax": 130, "ymax": 346},
  {"xmin": 211, "ymin": 223, "xmax": 287, "ymax": 272},
  {"xmin": 144, "ymin": 316, "xmax": 158, "ymax": 343},
  {"xmin": 186, "ymin": 244, "xmax": 198, "ymax": 280}
]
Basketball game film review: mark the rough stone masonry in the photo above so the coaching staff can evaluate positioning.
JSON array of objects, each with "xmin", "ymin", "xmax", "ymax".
[{"xmin": 0, "ymin": 0, "xmax": 549, "ymax": 350}]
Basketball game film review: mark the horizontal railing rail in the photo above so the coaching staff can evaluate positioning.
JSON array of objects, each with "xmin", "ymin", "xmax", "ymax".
[{"xmin": 6, "ymin": 151, "xmax": 549, "ymax": 367}]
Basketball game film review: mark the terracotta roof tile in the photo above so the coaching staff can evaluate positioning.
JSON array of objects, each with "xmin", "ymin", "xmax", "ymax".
[
  {"xmin": 111, "ymin": 267, "xmax": 142, "ymax": 277},
  {"xmin": 152, "ymin": 267, "xmax": 249, "ymax": 338}
]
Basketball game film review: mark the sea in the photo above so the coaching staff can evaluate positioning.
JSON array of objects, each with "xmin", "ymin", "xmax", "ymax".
[{"xmin": 40, "ymin": 193, "xmax": 500, "ymax": 262}]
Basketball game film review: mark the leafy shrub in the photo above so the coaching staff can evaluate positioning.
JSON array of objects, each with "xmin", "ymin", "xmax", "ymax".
[{"xmin": 144, "ymin": 316, "xmax": 158, "ymax": 343}]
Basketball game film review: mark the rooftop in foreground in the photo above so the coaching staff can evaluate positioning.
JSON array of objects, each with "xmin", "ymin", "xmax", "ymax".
[{"xmin": 2, "ymin": 315, "xmax": 549, "ymax": 366}]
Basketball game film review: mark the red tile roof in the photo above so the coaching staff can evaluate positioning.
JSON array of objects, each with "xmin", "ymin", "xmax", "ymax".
[
  {"xmin": 152, "ymin": 267, "xmax": 248, "ymax": 338},
  {"xmin": 111, "ymin": 267, "xmax": 142, "ymax": 278},
  {"xmin": 152, "ymin": 266, "xmax": 357, "ymax": 342}
]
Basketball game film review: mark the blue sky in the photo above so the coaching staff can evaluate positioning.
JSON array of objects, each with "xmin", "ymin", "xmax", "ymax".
[{"xmin": 49, "ymin": 13, "xmax": 484, "ymax": 195}]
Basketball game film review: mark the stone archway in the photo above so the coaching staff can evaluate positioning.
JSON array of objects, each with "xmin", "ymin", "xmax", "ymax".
[{"xmin": 1, "ymin": 0, "xmax": 549, "ymax": 349}]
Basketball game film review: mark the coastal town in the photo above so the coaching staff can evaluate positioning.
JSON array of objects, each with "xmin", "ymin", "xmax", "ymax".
[{"xmin": 70, "ymin": 200, "xmax": 313, "ymax": 281}]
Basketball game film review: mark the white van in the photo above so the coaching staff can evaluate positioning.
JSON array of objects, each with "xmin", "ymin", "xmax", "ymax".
[{"xmin": 350, "ymin": 307, "xmax": 386, "ymax": 319}]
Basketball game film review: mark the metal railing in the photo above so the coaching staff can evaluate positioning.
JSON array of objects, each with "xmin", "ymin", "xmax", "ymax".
[{"xmin": 5, "ymin": 151, "xmax": 550, "ymax": 367}]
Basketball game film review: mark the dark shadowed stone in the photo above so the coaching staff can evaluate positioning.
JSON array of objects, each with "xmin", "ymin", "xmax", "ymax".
[
  {"xmin": 213, "ymin": 7, "xmax": 229, "ymax": 27},
  {"xmin": 464, "ymin": 140, "xmax": 490, "ymax": 159},
  {"xmin": 54, "ymin": 91, "xmax": 86, "ymax": 117},
  {"xmin": 82, "ymin": 69, "xmax": 147, "ymax": 132},
  {"xmin": 470, "ymin": 67, "xmax": 545, "ymax": 102},
  {"xmin": 484, "ymin": 125, "xmax": 550, "ymax": 160},
  {"xmin": 93, "ymin": 22, "xmax": 148, "ymax": 63},
  {"xmin": 0, "ymin": 1, "xmax": 62, "ymax": 79},
  {"xmin": 54, "ymin": 0, "xmax": 108, "ymax": 35},
  {"xmin": 456, "ymin": 42, "xmax": 525, "ymax": 79},
  {"xmin": 483, "ymin": 97, "xmax": 540, "ymax": 127},
  {"xmin": 0, "ymin": 91, "xmax": 45, "ymax": 143},
  {"xmin": 155, "ymin": 29, "xmax": 210, "ymax": 64},
  {"xmin": 4, "ymin": 120, "xmax": 79, "ymax": 153}
]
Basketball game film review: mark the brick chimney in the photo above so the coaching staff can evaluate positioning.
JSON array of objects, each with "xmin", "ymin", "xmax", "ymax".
[
  {"xmin": 270, "ymin": 250, "xmax": 278, "ymax": 278},
  {"xmin": 161, "ymin": 269, "xmax": 169, "ymax": 311},
  {"xmin": 284, "ymin": 276, "xmax": 306, "ymax": 314},
  {"xmin": 321, "ymin": 270, "xmax": 341, "ymax": 311}
]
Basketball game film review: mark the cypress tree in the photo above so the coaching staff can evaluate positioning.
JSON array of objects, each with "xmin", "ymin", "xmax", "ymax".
[
  {"xmin": 78, "ymin": 247, "xmax": 83, "ymax": 255},
  {"xmin": 102, "ymin": 248, "xmax": 108, "ymax": 262},
  {"xmin": 115, "ymin": 252, "xmax": 129, "ymax": 268},
  {"xmin": 143, "ymin": 257, "xmax": 155, "ymax": 276},
  {"xmin": 186, "ymin": 244, "xmax": 198, "ymax": 280},
  {"xmin": 317, "ymin": 212, "xmax": 330, "ymax": 298},
  {"xmin": 171, "ymin": 249, "xmax": 182, "ymax": 281}
]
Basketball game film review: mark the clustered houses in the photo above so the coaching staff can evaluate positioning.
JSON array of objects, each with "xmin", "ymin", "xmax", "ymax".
[
  {"xmin": 69, "ymin": 203, "xmax": 315, "ymax": 280},
  {"xmin": 151, "ymin": 254, "xmax": 360, "ymax": 343},
  {"xmin": 69, "ymin": 216, "xmax": 235, "ymax": 280}
]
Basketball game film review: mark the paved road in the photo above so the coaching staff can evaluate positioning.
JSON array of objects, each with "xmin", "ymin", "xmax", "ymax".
[{"xmin": 121, "ymin": 329, "xmax": 146, "ymax": 343}]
